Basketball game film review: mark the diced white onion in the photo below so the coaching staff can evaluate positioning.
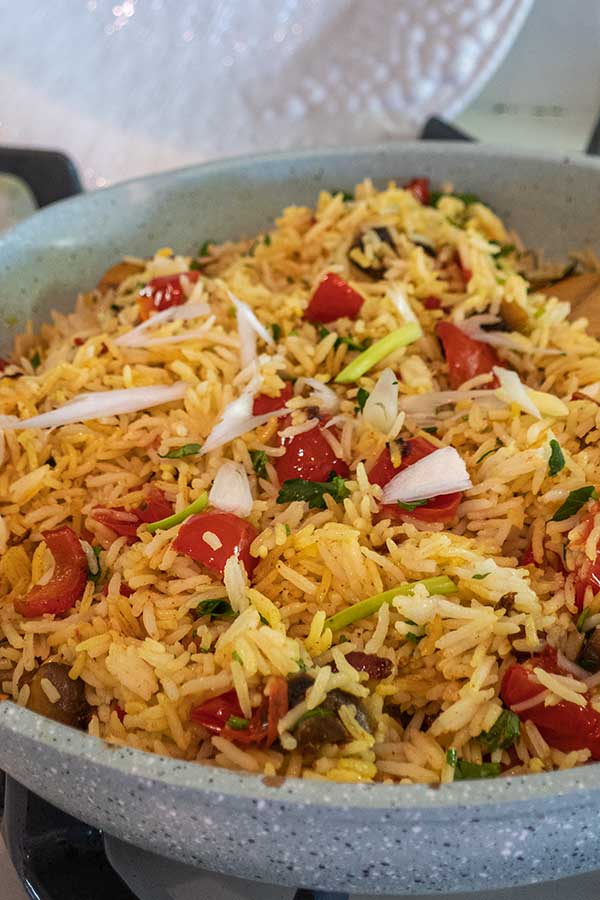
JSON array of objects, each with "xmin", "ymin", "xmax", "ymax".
[
  {"xmin": 295, "ymin": 377, "xmax": 339, "ymax": 413},
  {"xmin": 201, "ymin": 384, "xmax": 288, "ymax": 455},
  {"xmin": 209, "ymin": 460, "xmax": 254, "ymax": 517},
  {"xmin": 363, "ymin": 368, "xmax": 398, "ymax": 434},
  {"xmin": 230, "ymin": 292, "xmax": 273, "ymax": 368},
  {"xmin": 388, "ymin": 285, "xmax": 418, "ymax": 324},
  {"xmin": 126, "ymin": 317, "xmax": 216, "ymax": 348},
  {"xmin": 400, "ymin": 389, "xmax": 503, "ymax": 418},
  {"xmin": 381, "ymin": 446, "xmax": 472, "ymax": 503},
  {"xmin": 115, "ymin": 301, "xmax": 211, "ymax": 346},
  {"xmin": 493, "ymin": 366, "xmax": 541, "ymax": 419},
  {"xmin": 0, "ymin": 383, "xmax": 188, "ymax": 431},
  {"xmin": 454, "ymin": 315, "xmax": 563, "ymax": 355}
]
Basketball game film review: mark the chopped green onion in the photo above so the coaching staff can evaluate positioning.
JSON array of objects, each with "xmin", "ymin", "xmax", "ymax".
[
  {"xmin": 324, "ymin": 575, "xmax": 457, "ymax": 632},
  {"xmin": 548, "ymin": 439, "xmax": 565, "ymax": 477},
  {"xmin": 159, "ymin": 442, "xmax": 202, "ymax": 459},
  {"xmin": 478, "ymin": 710, "xmax": 520, "ymax": 751},
  {"xmin": 146, "ymin": 491, "xmax": 208, "ymax": 533},
  {"xmin": 250, "ymin": 449, "xmax": 268, "ymax": 478},
  {"xmin": 226, "ymin": 715, "xmax": 249, "ymax": 730},
  {"xmin": 454, "ymin": 759, "xmax": 501, "ymax": 780},
  {"xmin": 335, "ymin": 322, "xmax": 422, "ymax": 384},
  {"xmin": 577, "ymin": 608, "xmax": 592, "ymax": 632},
  {"xmin": 396, "ymin": 498, "xmax": 430, "ymax": 512},
  {"xmin": 551, "ymin": 486, "xmax": 597, "ymax": 522},
  {"xmin": 446, "ymin": 747, "xmax": 457, "ymax": 767}
]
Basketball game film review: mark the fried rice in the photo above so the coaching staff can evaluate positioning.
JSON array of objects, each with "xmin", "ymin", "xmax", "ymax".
[{"xmin": 2, "ymin": 177, "xmax": 600, "ymax": 785}]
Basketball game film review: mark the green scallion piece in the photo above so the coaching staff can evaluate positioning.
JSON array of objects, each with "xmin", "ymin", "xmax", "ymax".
[
  {"xmin": 226, "ymin": 715, "xmax": 250, "ymax": 731},
  {"xmin": 324, "ymin": 575, "xmax": 457, "ymax": 632},
  {"xmin": 146, "ymin": 491, "xmax": 208, "ymax": 534},
  {"xmin": 334, "ymin": 322, "xmax": 422, "ymax": 384}
]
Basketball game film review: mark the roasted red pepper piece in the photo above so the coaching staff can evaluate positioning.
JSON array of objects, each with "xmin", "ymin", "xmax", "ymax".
[
  {"xmin": 304, "ymin": 273, "xmax": 364, "ymax": 324},
  {"xmin": 368, "ymin": 437, "xmax": 462, "ymax": 524},
  {"xmin": 191, "ymin": 690, "xmax": 243, "ymax": 733},
  {"xmin": 501, "ymin": 647, "xmax": 600, "ymax": 759},
  {"xmin": 192, "ymin": 677, "xmax": 288, "ymax": 748},
  {"xmin": 92, "ymin": 488, "xmax": 173, "ymax": 544},
  {"xmin": 275, "ymin": 424, "xmax": 349, "ymax": 483},
  {"xmin": 15, "ymin": 526, "xmax": 88, "ymax": 618},
  {"xmin": 173, "ymin": 510, "xmax": 258, "ymax": 577},
  {"xmin": 252, "ymin": 382, "xmax": 293, "ymax": 416},
  {"xmin": 404, "ymin": 177, "xmax": 430, "ymax": 205},
  {"xmin": 138, "ymin": 271, "xmax": 201, "ymax": 321},
  {"xmin": 437, "ymin": 321, "xmax": 500, "ymax": 390}
]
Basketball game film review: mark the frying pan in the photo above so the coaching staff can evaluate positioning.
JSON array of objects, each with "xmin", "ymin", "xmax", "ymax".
[{"xmin": 1, "ymin": 142, "xmax": 600, "ymax": 896}]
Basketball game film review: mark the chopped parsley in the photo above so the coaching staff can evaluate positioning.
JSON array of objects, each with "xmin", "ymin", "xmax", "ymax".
[
  {"xmin": 159, "ymin": 443, "xmax": 202, "ymax": 459},
  {"xmin": 454, "ymin": 759, "xmax": 502, "ymax": 780},
  {"xmin": 317, "ymin": 325, "xmax": 371, "ymax": 353},
  {"xmin": 195, "ymin": 598, "xmax": 237, "ymax": 621},
  {"xmin": 271, "ymin": 323, "xmax": 282, "ymax": 342},
  {"xmin": 355, "ymin": 387, "xmax": 370, "ymax": 412},
  {"xmin": 548, "ymin": 439, "xmax": 565, "ymax": 477},
  {"xmin": 277, "ymin": 474, "xmax": 350, "ymax": 510},
  {"xmin": 551, "ymin": 486, "xmax": 598, "ymax": 522},
  {"xmin": 396, "ymin": 498, "xmax": 429, "ymax": 511},
  {"xmin": 472, "ymin": 573, "xmax": 490, "ymax": 581},
  {"xmin": 478, "ymin": 709, "xmax": 520, "ymax": 752},
  {"xmin": 30, "ymin": 351, "xmax": 41, "ymax": 370},
  {"xmin": 226, "ymin": 715, "xmax": 249, "ymax": 730},
  {"xmin": 198, "ymin": 239, "xmax": 214, "ymax": 257},
  {"xmin": 250, "ymin": 450, "xmax": 268, "ymax": 478}
]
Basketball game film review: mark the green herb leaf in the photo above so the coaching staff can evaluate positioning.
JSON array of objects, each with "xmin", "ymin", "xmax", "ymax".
[
  {"xmin": 271, "ymin": 323, "xmax": 282, "ymax": 342},
  {"xmin": 454, "ymin": 759, "xmax": 502, "ymax": 781},
  {"xmin": 551, "ymin": 486, "xmax": 598, "ymax": 522},
  {"xmin": 231, "ymin": 650, "xmax": 243, "ymax": 665},
  {"xmin": 396, "ymin": 498, "xmax": 430, "ymax": 512},
  {"xmin": 317, "ymin": 325, "xmax": 370, "ymax": 353},
  {"xmin": 330, "ymin": 189, "xmax": 354, "ymax": 202},
  {"xmin": 226, "ymin": 715, "xmax": 249, "ymax": 731},
  {"xmin": 250, "ymin": 449, "xmax": 268, "ymax": 479},
  {"xmin": 356, "ymin": 387, "xmax": 370, "ymax": 412},
  {"xmin": 277, "ymin": 474, "xmax": 350, "ymax": 510},
  {"xmin": 446, "ymin": 747, "xmax": 457, "ymax": 767},
  {"xmin": 423, "ymin": 426, "xmax": 438, "ymax": 435},
  {"xmin": 263, "ymin": 234, "xmax": 271, "ymax": 246},
  {"xmin": 324, "ymin": 576, "xmax": 457, "ymax": 632},
  {"xmin": 195, "ymin": 599, "xmax": 237, "ymax": 621},
  {"xmin": 189, "ymin": 259, "xmax": 202, "ymax": 271},
  {"xmin": 293, "ymin": 707, "xmax": 333, "ymax": 730},
  {"xmin": 335, "ymin": 322, "xmax": 422, "ymax": 384},
  {"xmin": 548, "ymin": 439, "xmax": 565, "ymax": 477},
  {"xmin": 477, "ymin": 438, "xmax": 502, "ymax": 464},
  {"xmin": 472, "ymin": 573, "xmax": 489, "ymax": 581},
  {"xmin": 577, "ymin": 608, "xmax": 591, "ymax": 632},
  {"xmin": 146, "ymin": 491, "xmax": 208, "ymax": 534},
  {"xmin": 478, "ymin": 710, "xmax": 520, "ymax": 752},
  {"xmin": 198, "ymin": 239, "xmax": 214, "ymax": 257},
  {"xmin": 159, "ymin": 443, "xmax": 202, "ymax": 459},
  {"xmin": 405, "ymin": 631, "xmax": 423, "ymax": 643},
  {"xmin": 30, "ymin": 351, "xmax": 41, "ymax": 370}
]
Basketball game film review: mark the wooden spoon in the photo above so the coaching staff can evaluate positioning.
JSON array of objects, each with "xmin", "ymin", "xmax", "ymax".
[{"xmin": 539, "ymin": 273, "xmax": 600, "ymax": 335}]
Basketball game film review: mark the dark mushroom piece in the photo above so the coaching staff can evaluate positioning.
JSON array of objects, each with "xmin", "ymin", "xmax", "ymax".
[
  {"xmin": 578, "ymin": 629, "xmax": 600, "ymax": 673},
  {"xmin": 348, "ymin": 226, "xmax": 396, "ymax": 279},
  {"xmin": 287, "ymin": 673, "xmax": 372, "ymax": 753},
  {"xmin": 25, "ymin": 662, "xmax": 90, "ymax": 729}
]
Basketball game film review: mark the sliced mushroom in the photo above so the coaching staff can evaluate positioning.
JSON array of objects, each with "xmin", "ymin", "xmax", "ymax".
[
  {"xmin": 348, "ymin": 226, "xmax": 396, "ymax": 278},
  {"xmin": 294, "ymin": 711, "xmax": 347, "ymax": 753},
  {"xmin": 578, "ymin": 629, "xmax": 600, "ymax": 673},
  {"xmin": 25, "ymin": 662, "xmax": 89, "ymax": 729}
]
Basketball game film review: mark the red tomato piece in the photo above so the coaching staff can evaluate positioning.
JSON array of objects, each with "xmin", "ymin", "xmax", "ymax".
[
  {"xmin": 368, "ymin": 437, "xmax": 462, "ymax": 525},
  {"xmin": 92, "ymin": 488, "xmax": 173, "ymax": 543},
  {"xmin": 501, "ymin": 649, "xmax": 600, "ymax": 759},
  {"xmin": 138, "ymin": 271, "xmax": 201, "ymax": 321},
  {"xmin": 423, "ymin": 296, "xmax": 442, "ymax": 310},
  {"xmin": 275, "ymin": 425, "xmax": 349, "ymax": 483},
  {"xmin": 437, "ymin": 321, "xmax": 500, "ymax": 390},
  {"xmin": 252, "ymin": 382, "xmax": 293, "ymax": 416},
  {"xmin": 304, "ymin": 273, "xmax": 364, "ymax": 324},
  {"xmin": 136, "ymin": 488, "xmax": 173, "ymax": 524},
  {"xmin": 265, "ymin": 676, "xmax": 288, "ymax": 748},
  {"xmin": 173, "ymin": 510, "xmax": 258, "ymax": 577},
  {"xmin": 404, "ymin": 177, "xmax": 430, "ymax": 205},
  {"xmin": 15, "ymin": 526, "xmax": 88, "ymax": 618},
  {"xmin": 192, "ymin": 678, "xmax": 288, "ymax": 748},
  {"xmin": 191, "ymin": 690, "xmax": 244, "ymax": 733}
]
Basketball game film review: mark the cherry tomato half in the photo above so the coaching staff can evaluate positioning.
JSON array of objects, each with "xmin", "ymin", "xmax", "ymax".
[
  {"xmin": 437, "ymin": 321, "xmax": 500, "ymax": 390},
  {"xmin": 252, "ymin": 382, "xmax": 293, "ymax": 416},
  {"xmin": 304, "ymin": 273, "xmax": 364, "ymax": 324},
  {"xmin": 92, "ymin": 488, "xmax": 173, "ymax": 543},
  {"xmin": 138, "ymin": 271, "xmax": 201, "ymax": 321},
  {"xmin": 173, "ymin": 510, "xmax": 258, "ymax": 577},
  {"xmin": 404, "ymin": 177, "xmax": 430, "ymax": 205},
  {"xmin": 15, "ymin": 526, "xmax": 88, "ymax": 618},
  {"xmin": 275, "ymin": 424, "xmax": 349, "ymax": 483}
]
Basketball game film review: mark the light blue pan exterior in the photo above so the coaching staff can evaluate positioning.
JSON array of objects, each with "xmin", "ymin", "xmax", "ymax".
[{"xmin": 0, "ymin": 143, "xmax": 600, "ymax": 895}]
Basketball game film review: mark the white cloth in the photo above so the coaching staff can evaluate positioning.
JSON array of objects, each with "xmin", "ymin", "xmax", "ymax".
[{"xmin": 1, "ymin": 0, "xmax": 532, "ymax": 188}]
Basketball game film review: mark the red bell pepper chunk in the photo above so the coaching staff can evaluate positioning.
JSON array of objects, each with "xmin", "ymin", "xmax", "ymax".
[
  {"xmin": 437, "ymin": 321, "xmax": 500, "ymax": 390},
  {"xmin": 404, "ymin": 177, "xmax": 430, "ymax": 205},
  {"xmin": 92, "ymin": 488, "xmax": 173, "ymax": 543},
  {"xmin": 369, "ymin": 437, "xmax": 462, "ymax": 525},
  {"xmin": 173, "ymin": 510, "xmax": 258, "ymax": 577},
  {"xmin": 304, "ymin": 273, "xmax": 364, "ymax": 324},
  {"xmin": 15, "ymin": 526, "xmax": 88, "ymax": 618},
  {"xmin": 138, "ymin": 271, "xmax": 201, "ymax": 321},
  {"xmin": 275, "ymin": 424, "xmax": 349, "ymax": 483},
  {"xmin": 501, "ymin": 647, "xmax": 600, "ymax": 759},
  {"xmin": 252, "ymin": 382, "xmax": 293, "ymax": 416}
]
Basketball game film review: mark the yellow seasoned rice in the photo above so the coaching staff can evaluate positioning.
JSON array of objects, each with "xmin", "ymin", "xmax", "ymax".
[{"xmin": 3, "ymin": 179, "xmax": 600, "ymax": 784}]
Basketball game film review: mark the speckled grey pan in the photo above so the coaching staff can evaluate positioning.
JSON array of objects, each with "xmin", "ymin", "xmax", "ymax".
[{"xmin": 1, "ymin": 143, "xmax": 600, "ymax": 896}]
